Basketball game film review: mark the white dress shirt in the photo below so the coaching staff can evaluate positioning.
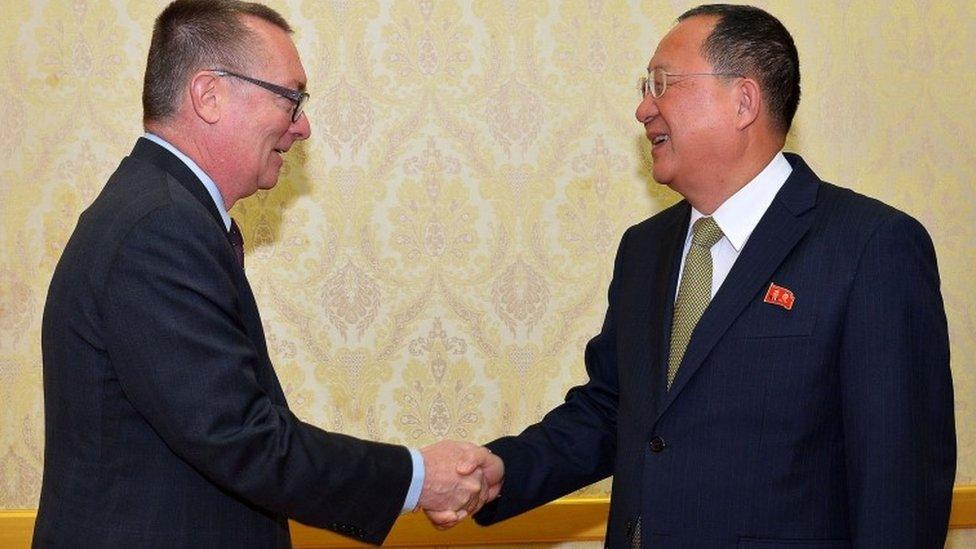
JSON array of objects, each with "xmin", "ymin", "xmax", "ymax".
[{"xmin": 676, "ymin": 152, "xmax": 793, "ymax": 300}]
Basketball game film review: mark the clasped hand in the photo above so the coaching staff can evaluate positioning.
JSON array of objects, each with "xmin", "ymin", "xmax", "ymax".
[{"xmin": 417, "ymin": 440, "xmax": 504, "ymax": 529}]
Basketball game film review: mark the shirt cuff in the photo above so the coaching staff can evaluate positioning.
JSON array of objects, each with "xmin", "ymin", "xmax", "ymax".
[{"xmin": 401, "ymin": 447, "xmax": 425, "ymax": 514}]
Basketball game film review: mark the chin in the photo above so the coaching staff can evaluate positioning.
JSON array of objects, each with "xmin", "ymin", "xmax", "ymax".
[
  {"xmin": 651, "ymin": 167, "xmax": 672, "ymax": 187},
  {"xmin": 258, "ymin": 174, "xmax": 281, "ymax": 190}
]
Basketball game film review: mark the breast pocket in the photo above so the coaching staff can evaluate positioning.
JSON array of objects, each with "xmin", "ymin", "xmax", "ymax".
[{"xmin": 729, "ymin": 291, "xmax": 815, "ymax": 340}]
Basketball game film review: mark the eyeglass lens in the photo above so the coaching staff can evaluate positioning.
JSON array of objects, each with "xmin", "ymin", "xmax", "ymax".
[{"xmin": 638, "ymin": 68, "xmax": 667, "ymax": 99}]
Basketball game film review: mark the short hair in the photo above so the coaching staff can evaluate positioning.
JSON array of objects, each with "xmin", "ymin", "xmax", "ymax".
[
  {"xmin": 679, "ymin": 4, "xmax": 800, "ymax": 134},
  {"xmin": 142, "ymin": 0, "xmax": 292, "ymax": 123}
]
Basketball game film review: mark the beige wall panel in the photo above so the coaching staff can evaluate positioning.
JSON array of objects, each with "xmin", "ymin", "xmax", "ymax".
[{"xmin": 1, "ymin": 1, "xmax": 972, "ymax": 544}]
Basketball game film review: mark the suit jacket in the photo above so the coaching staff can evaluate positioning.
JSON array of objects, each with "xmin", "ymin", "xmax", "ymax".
[
  {"xmin": 475, "ymin": 154, "xmax": 955, "ymax": 548},
  {"xmin": 34, "ymin": 138, "xmax": 412, "ymax": 548}
]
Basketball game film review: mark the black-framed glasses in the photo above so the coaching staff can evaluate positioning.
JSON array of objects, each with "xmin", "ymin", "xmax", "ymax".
[
  {"xmin": 211, "ymin": 69, "xmax": 309, "ymax": 123},
  {"xmin": 638, "ymin": 67, "xmax": 741, "ymax": 99}
]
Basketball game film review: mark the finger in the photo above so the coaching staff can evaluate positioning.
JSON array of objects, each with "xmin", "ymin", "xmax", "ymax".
[
  {"xmin": 425, "ymin": 508, "xmax": 465, "ymax": 530},
  {"xmin": 463, "ymin": 490, "xmax": 485, "ymax": 517},
  {"xmin": 478, "ymin": 477, "xmax": 489, "ymax": 509},
  {"xmin": 424, "ymin": 508, "xmax": 458, "ymax": 523},
  {"xmin": 458, "ymin": 472, "xmax": 484, "ymax": 512},
  {"xmin": 482, "ymin": 453, "xmax": 504, "ymax": 485},
  {"xmin": 487, "ymin": 480, "xmax": 503, "ymax": 502},
  {"xmin": 476, "ymin": 468, "xmax": 491, "ymax": 509},
  {"xmin": 458, "ymin": 492, "xmax": 479, "ymax": 517},
  {"xmin": 475, "ymin": 470, "xmax": 488, "ymax": 501}
]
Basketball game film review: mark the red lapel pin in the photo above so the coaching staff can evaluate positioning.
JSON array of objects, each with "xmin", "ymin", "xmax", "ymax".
[{"xmin": 763, "ymin": 282, "xmax": 795, "ymax": 310}]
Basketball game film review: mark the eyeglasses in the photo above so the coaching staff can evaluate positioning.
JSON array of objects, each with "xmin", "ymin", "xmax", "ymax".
[
  {"xmin": 211, "ymin": 69, "xmax": 309, "ymax": 123},
  {"xmin": 638, "ymin": 67, "xmax": 741, "ymax": 99}
]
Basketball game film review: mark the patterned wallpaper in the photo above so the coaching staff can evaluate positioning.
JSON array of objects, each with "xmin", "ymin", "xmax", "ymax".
[{"xmin": 1, "ymin": 0, "xmax": 974, "ymax": 546}]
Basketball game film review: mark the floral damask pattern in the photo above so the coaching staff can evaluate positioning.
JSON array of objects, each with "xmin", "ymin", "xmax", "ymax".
[
  {"xmin": 2, "ymin": 4, "xmax": 975, "ymax": 548},
  {"xmin": 384, "ymin": 1, "xmax": 472, "ymax": 85},
  {"xmin": 396, "ymin": 318, "xmax": 482, "ymax": 440},
  {"xmin": 491, "ymin": 257, "xmax": 550, "ymax": 335},
  {"xmin": 318, "ymin": 78, "xmax": 375, "ymax": 156},
  {"xmin": 323, "ymin": 259, "xmax": 382, "ymax": 339},
  {"xmin": 389, "ymin": 138, "xmax": 480, "ymax": 271}
]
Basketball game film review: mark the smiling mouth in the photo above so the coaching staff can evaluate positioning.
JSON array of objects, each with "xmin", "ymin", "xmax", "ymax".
[
  {"xmin": 274, "ymin": 148, "xmax": 286, "ymax": 154},
  {"xmin": 651, "ymin": 134, "xmax": 670, "ymax": 146}
]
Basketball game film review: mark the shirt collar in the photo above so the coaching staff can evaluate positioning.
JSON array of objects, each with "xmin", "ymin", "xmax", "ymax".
[
  {"xmin": 143, "ymin": 132, "xmax": 232, "ymax": 231},
  {"xmin": 689, "ymin": 151, "xmax": 792, "ymax": 252}
]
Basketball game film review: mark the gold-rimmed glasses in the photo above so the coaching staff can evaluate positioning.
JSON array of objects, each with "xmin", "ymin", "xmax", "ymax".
[{"xmin": 638, "ymin": 67, "xmax": 741, "ymax": 99}]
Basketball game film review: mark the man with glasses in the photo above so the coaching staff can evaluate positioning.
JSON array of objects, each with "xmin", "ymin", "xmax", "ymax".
[
  {"xmin": 472, "ymin": 4, "xmax": 954, "ymax": 547},
  {"xmin": 34, "ymin": 1, "xmax": 500, "ymax": 547}
]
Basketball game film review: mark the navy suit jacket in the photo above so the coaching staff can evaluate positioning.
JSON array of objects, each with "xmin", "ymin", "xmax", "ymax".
[
  {"xmin": 34, "ymin": 139, "xmax": 412, "ymax": 547},
  {"xmin": 475, "ymin": 154, "xmax": 955, "ymax": 548}
]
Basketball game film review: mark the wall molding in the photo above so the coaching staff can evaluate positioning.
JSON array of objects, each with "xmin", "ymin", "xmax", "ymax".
[{"xmin": 4, "ymin": 487, "xmax": 974, "ymax": 547}]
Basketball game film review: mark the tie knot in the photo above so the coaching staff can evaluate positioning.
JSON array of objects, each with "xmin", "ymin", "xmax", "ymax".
[{"xmin": 691, "ymin": 216, "xmax": 723, "ymax": 249}]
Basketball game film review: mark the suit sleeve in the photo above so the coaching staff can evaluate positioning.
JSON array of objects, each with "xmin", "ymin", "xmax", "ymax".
[
  {"xmin": 839, "ymin": 213, "xmax": 955, "ymax": 547},
  {"xmin": 99, "ymin": 203, "xmax": 411, "ymax": 545},
  {"xmin": 474, "ymin": 229, "xmax": 630, "ymax": 525}
]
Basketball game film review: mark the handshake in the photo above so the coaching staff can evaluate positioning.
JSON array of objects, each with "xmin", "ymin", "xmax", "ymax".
[{"xmin": 417, "ymin": 440, "xmax": 505, "ymax": 529}]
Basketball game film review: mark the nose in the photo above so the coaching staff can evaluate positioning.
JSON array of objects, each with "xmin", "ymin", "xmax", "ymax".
[
  {"xmin": 291, "ymin": 111, "xmax": 311, "ymax": 140},
  {"xmin": 635, "ymin": 92, "xmax": 659, "ymax": 124}
]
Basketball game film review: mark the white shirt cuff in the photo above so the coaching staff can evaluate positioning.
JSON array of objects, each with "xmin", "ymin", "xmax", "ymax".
[{"xmin": 401, "ymin": 447, "xmax": 425, "ymax": 513}]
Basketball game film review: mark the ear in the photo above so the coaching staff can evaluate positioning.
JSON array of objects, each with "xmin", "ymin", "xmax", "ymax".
[
  {"xmin": 188, "ymin": 71, "xmax": 222, "ymax": 124},
  {"xmin": 733, "ymin": 77, "xmax": 761, "ymax": 130}
]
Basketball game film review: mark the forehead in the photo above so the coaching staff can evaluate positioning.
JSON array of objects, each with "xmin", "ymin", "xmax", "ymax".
[
  {"xmin": 243, "ymin": 16, "xmax": 307, "ymax": 85},
  {"xmin": 649, "ymin": 15, "xmax": 717, "ymax": 70}
]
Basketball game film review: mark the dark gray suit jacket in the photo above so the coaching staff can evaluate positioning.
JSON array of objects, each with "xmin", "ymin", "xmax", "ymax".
[
  {"xmin": 34, "ymin": 138, "xmax": 411, "ymax": 547},
  {"xmin": 475, "ymin": 154, "xmax": 955, "ymax": 548}
]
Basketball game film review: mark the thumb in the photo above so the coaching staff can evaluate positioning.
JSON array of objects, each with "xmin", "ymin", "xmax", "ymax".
[{"xmin": 456, "ymin": 447, "xmax": 488, "ymax": 475}]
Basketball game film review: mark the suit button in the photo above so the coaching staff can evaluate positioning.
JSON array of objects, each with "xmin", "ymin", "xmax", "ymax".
[{"xmin": 649, "ymin": 436, "xmax": 667, "ymax": 453}]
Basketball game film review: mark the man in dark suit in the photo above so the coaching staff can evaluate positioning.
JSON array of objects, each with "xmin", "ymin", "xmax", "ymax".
[
  {"xmin": 34, "ymin": 1, "xmax": 501, "ymax": 547},
  {"xmin": 472, "ymin": 4, "xmax": 955, "ymax": 547}
]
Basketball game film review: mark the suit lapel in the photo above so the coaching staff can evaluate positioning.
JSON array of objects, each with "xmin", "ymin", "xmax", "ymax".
[
  {"xmin": 626, "ymin": 203, "xmax": 689, "ymax": 427},
  {"xmin": 655, "ymin": 154, "xmax": 820, "ymax": 418}
]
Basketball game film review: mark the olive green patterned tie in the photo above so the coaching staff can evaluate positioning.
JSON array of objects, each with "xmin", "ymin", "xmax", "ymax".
[{"xmin": 667, "ymin": 216, "xmax": 724, "ymax": 389}]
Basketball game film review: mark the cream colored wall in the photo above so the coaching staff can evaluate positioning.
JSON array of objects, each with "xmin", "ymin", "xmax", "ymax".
[{"xmin": 1, "ymin": 0, "xmax": 973, "ymax": 546}]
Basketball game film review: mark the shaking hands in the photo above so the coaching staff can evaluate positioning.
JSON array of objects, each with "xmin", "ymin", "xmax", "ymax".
[{"xmin": 417, "ymin": 440, "xmax": 504, "ymax": 529}]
